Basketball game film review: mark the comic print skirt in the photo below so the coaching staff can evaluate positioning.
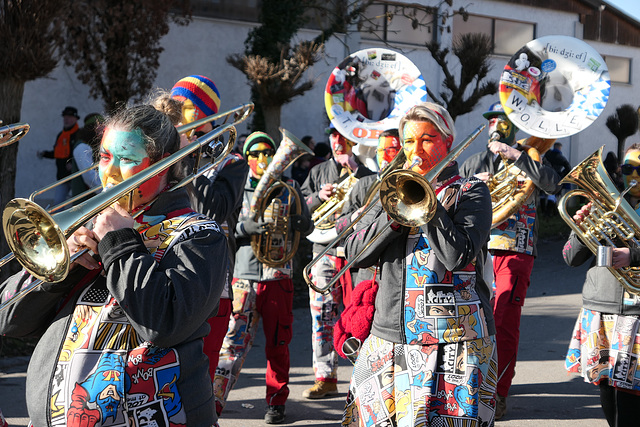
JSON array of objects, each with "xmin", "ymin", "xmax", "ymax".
[
  {"xmin": 566, "ymin": 308, "xmax": 640, "ymax": 392},
  {"xmin": 342, "ymin": 334, "xmax": 497, "ymax": 427}
]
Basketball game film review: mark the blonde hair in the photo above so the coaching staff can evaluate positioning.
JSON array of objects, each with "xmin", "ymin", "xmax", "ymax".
[
  {"xmin": 398, "ymin": 102, "xmax": 456, "ymax": 145},
  {"xmin": 150, "ymin": 89, "xmax": 183, "ymax": 126}
]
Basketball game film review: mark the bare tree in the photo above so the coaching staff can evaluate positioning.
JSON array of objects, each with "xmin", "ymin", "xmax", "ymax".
[
  {"xmin": 0, "ymin": 0, "xmax": 66, "ymax": 280},
  {"xmin": 426, "ymin": 33, "xmax": 498, "ymax": 122},
  {"xmin": 606, "ymin": 104, "xmax": 639, "ymax": 161},
  {"xmin": 55, "ymin": 0, "xmax": 192, "ymax": 112}
]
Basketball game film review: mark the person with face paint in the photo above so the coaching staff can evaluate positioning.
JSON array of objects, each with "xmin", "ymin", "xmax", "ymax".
[
  {"xmin": 0, "ymin": 104, "xmax": 229, "ymax": 427},
  {"xmin": 162, "ymin": 78, "xmax": 249, "ymax": 412},
  {"xmin": 300, "ymin": 125, "xmax": 374, "ymax": 399},
  {"xmin": 563, "ymin": 143, "xmax": 640, "ymax": 426},
  {"xmin": 459, "ymin": 101, "xmax": 560, "ymax": 419},
  {"xmin": 334, "ymin": 128, "xmax": 402, "ymax": 287},
  {"xmin": 214, "ymin": 131, "xmax": 312, "ymax": 424},
  {"xmin": 341, "ymin": 102, "xmax": 496, "ymax": 426}
]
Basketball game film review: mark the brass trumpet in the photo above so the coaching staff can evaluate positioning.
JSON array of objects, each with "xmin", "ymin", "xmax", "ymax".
[
  {"xmin": 307, "ymin": 124, "xmax": 486, "ymax": 294},
  {"xmin": 558, "ymin": 146, "xmax": 640, "ymax": 295},
  {"xmin": 0, "ymin": 122, "xmax": 30, "ymax": 148}
]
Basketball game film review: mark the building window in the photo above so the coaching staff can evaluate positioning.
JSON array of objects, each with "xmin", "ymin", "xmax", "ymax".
[
  {"xmin": 191, "ymin": 0, "xmax": 260, "ymax": 23},
  {"xmin": 603, "ymin": 55, "xmax": 631, "ymax": 84},
  {"xmin": 361, "ymin": 3, "xmax": 435, "ymax": 45},
  {"xmin": 453, "ymin": 14, "xmax": 535, "ymax": 56}
]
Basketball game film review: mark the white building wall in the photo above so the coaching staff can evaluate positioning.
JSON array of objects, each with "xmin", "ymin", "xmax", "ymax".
[{"xmin": 14, "ymin": 0, "xmax": 640, "ymax": 199}]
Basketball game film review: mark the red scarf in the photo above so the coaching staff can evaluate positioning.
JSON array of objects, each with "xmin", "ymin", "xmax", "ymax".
[{"xmin": 53, "ymin": 123, "xmax": 79, "ymax": 159}]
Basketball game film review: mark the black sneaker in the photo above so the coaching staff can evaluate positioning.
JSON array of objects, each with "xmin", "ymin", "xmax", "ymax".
[{"xmin": 264, "ymin": 405, "xmax": 285, "ymax": 424}]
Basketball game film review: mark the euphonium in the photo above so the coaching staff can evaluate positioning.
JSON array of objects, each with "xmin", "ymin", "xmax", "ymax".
[
  {"xmin": 558, "ymin": 146, "xmax": 640, "ymax": 295},
  {"xmin": 249, "ymin": 129, "xmax": 313, "ymax": 267}
]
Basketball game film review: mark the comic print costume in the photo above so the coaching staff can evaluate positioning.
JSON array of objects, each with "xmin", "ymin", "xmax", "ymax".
[
  {"xmin": 214, "ymin": 175, "xmax": 312, "ymax": 411},
  {"xmin": 460, "ymin": 141, "xmax": 560, "ymax": 398},
  {"xmin": 0, "ymin": 190, "xmax": 229, "ymax": 427},
  {"xmin": 342, "ymin": 163, "xmax": 497, "ymax": 426},
  {"xmin": 563, "ymin": 231, "xmax": 640, "ymax": 392},
  {"xmin": 301, "ymin": 158, "xmax": 374, "ymax": 383}
]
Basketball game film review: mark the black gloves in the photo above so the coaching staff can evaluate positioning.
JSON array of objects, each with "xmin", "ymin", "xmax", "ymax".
[
  {"xmin": 241, "ymin": 218, "xmax": 270, "ymax": 235},
  {"xmin": 290, "ymin": 214, "xmax": 311, "ymax": 232}
]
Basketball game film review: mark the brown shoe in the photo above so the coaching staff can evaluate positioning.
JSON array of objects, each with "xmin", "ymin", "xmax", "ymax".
[
  {"xmin": 495, "ymin": 394, "xmax": 507, "ymax": 420},
  {"xmin": 302, "ymin": 380, "xmax": 339, "ymax": 399}
]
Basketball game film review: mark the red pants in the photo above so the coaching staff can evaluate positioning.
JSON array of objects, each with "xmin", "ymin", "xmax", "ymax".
[
  {"xmin": 492, "ymin": 250, "xmax": 534, "ymax": 397},
  {"xmin": 203, "ymin": 298, "xmax": 233, "ymax": 380}
]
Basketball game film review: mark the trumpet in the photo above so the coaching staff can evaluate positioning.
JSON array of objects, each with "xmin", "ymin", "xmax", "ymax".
[
  {"xmin": 307, "ymin": 124, "xmax": 485, "ymax": 294},
  {"xmin": 0, "ymin": 104, "xmax": 253, "ymax": 312},
  {"xmin": 0, "ymin": 122, "xmax": 30, "ymax": 148}
]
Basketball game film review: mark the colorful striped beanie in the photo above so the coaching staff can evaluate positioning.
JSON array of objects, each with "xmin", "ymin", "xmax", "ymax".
[
  {"xmin": 170, "ymin": 75, "xmax": 221, "ymax": 121},
  {"xmin": 243, "ymin": 131, "xmax": 276, "ymax": 157}
]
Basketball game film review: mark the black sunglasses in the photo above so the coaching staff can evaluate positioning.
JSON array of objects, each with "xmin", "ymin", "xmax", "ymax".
[
  {"xmin": 247, "ymin": 149, "xmax": 275, "ymax": 158},
  {"xmin": 621, "ymin": 164, "xmax": 640, "ymax": 175}
]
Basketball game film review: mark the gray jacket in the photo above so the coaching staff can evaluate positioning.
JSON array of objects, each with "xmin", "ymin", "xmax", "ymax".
[
  {"xmin": 563, "ymin": 231, "xmax": 640, "ymax": 316},
  {"xmin": 301, "ymin": 158, "xmax": 374, "ymax": 254},
  {"xmin": 460, "ymin": 145, "xmax": 560, "ymax": 257},
  {"xmin": 0, "ymin": 190, "xmax": 228, "ymax": 426},
  {"xmin": 344, "ymin": 163, "xmax": 496, "ymax": 344}
]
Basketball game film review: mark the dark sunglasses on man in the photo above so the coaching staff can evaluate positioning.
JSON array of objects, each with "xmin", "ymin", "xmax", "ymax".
[
  {"xmin": 621, "ymin": 164, "xmax": 640, "ymax": 175},
  {"xmin": 247, "ymin": 149, "xmax": 275, "ymax": 158}
]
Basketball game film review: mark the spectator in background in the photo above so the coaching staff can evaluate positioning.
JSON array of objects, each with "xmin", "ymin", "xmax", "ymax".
[
  {"xmin": 233, "ymin": 133, "xmax": 249, "ymax": 155},
  {"xmin": 69, "ymin": 113, "xmax": 104, "ymax": 200},
  {"xmin": 309, "ymin": 142, "xmax": 331, "ymax": 169},
  {"xmin": 292, "ymin": 135, "xmax": 316, "ymax": 184},
  {"xmin": 38, "ymin": 106, "xmax": 81, "ymax": 205},
  {"xmin": 604, "ymin": 151, "xmax": 624, "ymax": 191}
]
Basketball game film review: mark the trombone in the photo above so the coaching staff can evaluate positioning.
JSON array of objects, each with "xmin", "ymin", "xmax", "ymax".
[
  {"xmin": 306, "ymin": 124, "xmax": 486, "ymax": 294},
  {"xmin": 0, "ymin": 104, "xmax": 254, "ymax": 272},
  {"xmin": 0, "ymin": 122, "xmax": 30, "ymax": 148},
  {"xmin": 0, "ymin": 104, "xmax": 253, "ymax": 312}
]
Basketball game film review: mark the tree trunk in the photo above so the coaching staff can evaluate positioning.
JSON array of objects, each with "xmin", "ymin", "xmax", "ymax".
[
  {"xmin": 0, "ymin": 78, "xmax": 26, "ymax": 282},
  {"xmin": 262, "ymin": 105, "xmax": 283, "ymax": 143}
]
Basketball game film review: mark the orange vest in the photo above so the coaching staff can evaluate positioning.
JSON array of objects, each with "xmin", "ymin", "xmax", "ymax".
[{"xmin": 53, "ymin": 123, "xmax": 79, "ymax": 159}]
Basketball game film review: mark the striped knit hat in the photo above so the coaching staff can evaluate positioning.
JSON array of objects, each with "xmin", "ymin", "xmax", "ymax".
[
  {"xmin": 243, "ymin": 131, "xmax": 276, "ymax": 158},
  {"xmin": 170, "ymin": 75, "xmax": 221, "ymax": 123}
]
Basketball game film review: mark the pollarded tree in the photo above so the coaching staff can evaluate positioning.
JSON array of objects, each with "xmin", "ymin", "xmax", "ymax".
[
  {"xmin": 55, "ymin": 0, "xmax": 192, "ymax": 112},
  {"xmin": 606, "ymin": 104, "xmax": 638, "ymax": 161},
  {"xmin": 425, "ymin": 32, "xmax": 498, "ymax": 122},
  {"xmin": 0, "ymin": 0, "xmax": 67, "ymax": 281}
]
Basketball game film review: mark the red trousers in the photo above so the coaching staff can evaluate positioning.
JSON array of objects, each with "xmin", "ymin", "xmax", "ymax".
[
  {"xmin": 203, "ymin": 298, "xmax": 233, "ymax": 380},
  {"xmin": 492, "ymin": 250, "xmax": 534, "ymax": 397}
]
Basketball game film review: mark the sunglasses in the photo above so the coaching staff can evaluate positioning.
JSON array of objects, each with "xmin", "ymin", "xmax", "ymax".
[
  {"xmin": 621, "ymin": 164, "xmax": 640, "ymax": 175},
  {"xmin": 247, "ymin": 149, "xmax": 275, "ymax": 158}
]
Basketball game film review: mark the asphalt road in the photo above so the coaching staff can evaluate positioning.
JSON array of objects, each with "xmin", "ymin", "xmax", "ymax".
[{"xmin": 0, "ymin": 238, "xmax": 607, "ymax": 426}]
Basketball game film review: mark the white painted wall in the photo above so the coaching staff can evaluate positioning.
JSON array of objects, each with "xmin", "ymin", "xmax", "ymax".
[{"xmin": 14, "ymin": 0, "xmax": 640, "ymax": 200}]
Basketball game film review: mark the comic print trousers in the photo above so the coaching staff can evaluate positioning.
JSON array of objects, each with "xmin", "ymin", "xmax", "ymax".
[
  {"xmin": 491, "ymin": 250, "xmax": 534, "ymax": 397},
  {"xmin": 342, "ymin": 334, "xmax": 497, "ymax": 427},
  {"xmin": 308, "ymin": 253, "xmax": 353, "ymax": 382},
  {"xmin": 215, "ymin": 277, "xmax": 294, "ymax": 411}
]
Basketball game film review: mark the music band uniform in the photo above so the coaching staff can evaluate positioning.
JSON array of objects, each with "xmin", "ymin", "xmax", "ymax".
[
  {"xmin": 301, "ymin": 153, "xmax": 373, "ymax": 391},
  {"xmin": 460, "ymin": 102, "xmax": 560, "ymax": 417},
  {"xmin": 214, "ymin": 132, "xmax": 313, "ymax": 423}
]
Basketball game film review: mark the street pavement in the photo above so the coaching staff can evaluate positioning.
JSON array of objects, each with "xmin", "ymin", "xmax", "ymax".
[{"xmin": 0, "ymin": 238, "xmax": 607, "ymax": 426}]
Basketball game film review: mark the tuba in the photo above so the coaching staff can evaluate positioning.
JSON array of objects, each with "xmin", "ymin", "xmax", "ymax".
[
  {"xmin": 307, "ymin": 48, "xmax": 427, "ymax": 244},
  {"xmin": 249, "ymin": 129, "xmax": 313, "ymax": 267},
  {"xmin": 489, "ymin": 35, "xmax": 610, "ymax": 227},
  {"xmin": 558, "ymin": 147, "xmax": 640, "ymax": 295}
]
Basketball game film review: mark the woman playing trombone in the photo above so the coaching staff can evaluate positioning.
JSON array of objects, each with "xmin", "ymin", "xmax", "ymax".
[
  {"xmin": 341, "ymin": 102, "xmax": 496, "ymax": 426},
  {"xmin": 0, "ymin": 104, "xmax": 229, "ymax": 426}
]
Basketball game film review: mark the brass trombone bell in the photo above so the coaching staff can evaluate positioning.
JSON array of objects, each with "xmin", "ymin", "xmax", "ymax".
[{"xmin": 0, "ymin": 122, "xmax": 30, "ymax": 148}]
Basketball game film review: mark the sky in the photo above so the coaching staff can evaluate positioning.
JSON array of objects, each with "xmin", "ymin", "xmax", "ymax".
[{"xmin": 604, "ymin": 0, "xmax": 640, "ymax": 22}]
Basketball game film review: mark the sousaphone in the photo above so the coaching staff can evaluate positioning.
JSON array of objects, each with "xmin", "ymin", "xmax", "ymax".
[{"xmin": 490, "ymin": 35, "xmax": 610, "ymax": 226}]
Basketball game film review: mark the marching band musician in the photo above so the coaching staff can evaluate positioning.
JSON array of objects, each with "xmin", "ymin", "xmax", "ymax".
[
  {"xmin": 300, "ymin": 124, "xmax": 374, "ymax": 399},
  {"xmin": 459, "ymin": 101, "xmax": 560, "ymax": 419},
  {"xmin": 334, "ymin": 128, "xmax": 402, "ymax": 286},
  {"xmin": 215, "ymin": 131, "xmax": 313, "ymax": 424},
  {"xmin": 341, "ymin": 102, "xmax": 496, "ymax": 426},
  {"xmin": 563, "ymin": 143, "xmax": 640, "ymax": 426},
  {"xmin": 0, "ymin": 104, "xmax": 229, "ymax": 426},
  {"xmin": 163, "ymin": 75, "xmax": 249, "ymax": 414}
]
